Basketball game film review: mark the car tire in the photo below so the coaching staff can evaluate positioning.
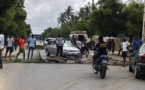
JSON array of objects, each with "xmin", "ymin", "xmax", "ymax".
[
  {"xmin": 134, "ymin": 64, "xmax": 141, "ymax": 79},
  {"xmin": 46, "ymin": 50, "xmax": 50, "ymax": 56}
]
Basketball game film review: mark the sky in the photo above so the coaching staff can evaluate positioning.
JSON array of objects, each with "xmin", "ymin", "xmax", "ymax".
[{"xmin": 24, "ymin": 0, "xmax": 128, "ymax": 34}]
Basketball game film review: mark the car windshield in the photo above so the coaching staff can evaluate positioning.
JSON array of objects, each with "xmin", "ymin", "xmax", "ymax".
[{"xmin": 64, "ymin": 42, "xmax": 73, "ymax": 47}]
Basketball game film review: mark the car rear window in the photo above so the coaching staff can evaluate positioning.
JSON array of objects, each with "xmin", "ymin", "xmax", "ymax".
[{"xmin": 46, "ymin": 39, "xmax": 50, "ymax": 41}]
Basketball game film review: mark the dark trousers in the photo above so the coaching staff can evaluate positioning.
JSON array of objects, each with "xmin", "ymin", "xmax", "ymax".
[
  {"xmin": 14, "ymin": 44, "xmax": 18, "ymax": 51},
  {"xmin": 56, "ymin": 46, "xmax": 63, "ymax": 57},
  {"xmin": 5, "ymin": 47, "xmax": 12, "ymax": 58},
  {"xmin": 112, "ymin": 47, "xmax": 115, "ymax": 54},
  {"xmin": 0, "ymin": 49, "xmax": 3, "ymax": 68},
  {"xmin": 117, "ymin": 47, "xmax": 121, "ymax": 56},
  {"xmin": 27, "ymin": 47, "xmax": 34, "ymax": 59}
]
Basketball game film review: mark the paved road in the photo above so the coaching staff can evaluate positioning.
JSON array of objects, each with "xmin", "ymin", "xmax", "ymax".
[{"xmin": 0, "ymin": 64, "xmax": 145, "ymax": 90}]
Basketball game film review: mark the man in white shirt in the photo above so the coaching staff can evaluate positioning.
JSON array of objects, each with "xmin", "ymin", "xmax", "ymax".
[
  {"xmin": 0, "ymin": 33, "xmax": 4, "ymax": 68},
  {"xmin": 5, "ymin": 36, "xmax": 14, "ymax": 58},
  {"xmin": 122, "ymin": 38, "xmax": 130, "ymax": 66},
  {"xmin": 27, "ymin": 34, "xmax": 36, "ymax": 59},
  {"xmin": 56, "ymin": 34, "xmax": 65, "ymax": 57}
]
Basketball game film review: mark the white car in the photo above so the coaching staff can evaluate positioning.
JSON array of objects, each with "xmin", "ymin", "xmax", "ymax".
[
  {"xmin": 44, "ymin": 38, "xmax": 55, "ymax": 46},
  {"xmin": 45, "ymin": 40, "xmax": 81, "ymax": 58}
]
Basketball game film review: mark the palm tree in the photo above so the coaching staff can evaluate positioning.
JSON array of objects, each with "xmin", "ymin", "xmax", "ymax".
[
  {"xmin": 57, "ymin": 12, "xmax": 66, "ymax": 26},
  {"xmin": 64, "ymin": 6, "xmax": 74, "ymax": 20},
  {"xmin": 84, "ymin": 5, "xmax": 91, "ymax": 16},
  {"xmin": 77, "ymin": 7, "xmax": 87, "ymax": 20}
]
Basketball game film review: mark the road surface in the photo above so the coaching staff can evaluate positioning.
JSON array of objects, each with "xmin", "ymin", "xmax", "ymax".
[{"xmin": 0, "ymin": 64, "xmax": 145, "ymax": 90}]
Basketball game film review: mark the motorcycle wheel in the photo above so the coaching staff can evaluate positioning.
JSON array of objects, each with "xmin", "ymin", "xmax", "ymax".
[{"xmin": 100, "ymin": 65, "xmax": 107, "ymax": 79}]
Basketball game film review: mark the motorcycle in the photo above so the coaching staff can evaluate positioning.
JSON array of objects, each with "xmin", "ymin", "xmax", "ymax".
[{"xmin": 92, "ymin": 52, "xmax": 109, "ymax": 79}]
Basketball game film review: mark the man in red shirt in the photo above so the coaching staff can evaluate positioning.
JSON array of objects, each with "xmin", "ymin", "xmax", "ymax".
[
  {"xmin": 15, "ymin": 36, "xmax": 25, "ymax": 60},
  {"xmin": 14, "ymin": 36, "xmax": 19, "ymax": 51}
]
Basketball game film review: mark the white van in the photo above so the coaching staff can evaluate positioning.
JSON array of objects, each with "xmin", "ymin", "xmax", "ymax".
[{"xmin": 69, "ymin": 31, "xmax": 89, "ymax": 42}]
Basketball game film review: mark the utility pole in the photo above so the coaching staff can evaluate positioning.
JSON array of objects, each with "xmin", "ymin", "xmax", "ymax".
[
  {"xmin": 142, "ymin": 0, "xmax": 145, "ymax": 43},
  {"xmin": 92, "ymin": 0, "xmax": 94, "ymax": 5}
]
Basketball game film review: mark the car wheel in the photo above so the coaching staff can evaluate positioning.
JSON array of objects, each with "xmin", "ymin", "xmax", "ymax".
[
  {"xmin": 46, "ymin": 50, "xmax": 50, "ymax": 56},
  {"xmin": 134, "ymin": 65, "xmax": 140, "ymax": 79}
]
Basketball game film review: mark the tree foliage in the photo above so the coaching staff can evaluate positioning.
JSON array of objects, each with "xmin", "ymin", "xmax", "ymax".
[
  {"xmin": 42, "ymin": 0, "xmax": 144, "ymax": 39},
  {"xmin": 123, "ymin": 2, "xmax": 143, "ymax": 36},
  {"xmin": 0, "ymin": 0, "xmax": 31, "ymax": 38}
]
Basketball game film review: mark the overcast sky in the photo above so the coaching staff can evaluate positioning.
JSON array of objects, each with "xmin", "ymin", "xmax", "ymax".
[{"xmin": 24, "ymin": 0, "xmax": 127, "ymax": 34}]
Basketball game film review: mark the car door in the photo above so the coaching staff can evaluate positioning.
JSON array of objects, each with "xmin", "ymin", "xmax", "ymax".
[
  {"xmin": 51, "ymin": 41, "xmax": 57, "ymax": 55},
  {"xmin": 47, "ymin": 41, "xmax": 54, "ymax": 54},
  {"xmin": 132, "ymin": 46, "xmax": 142, "ymax": 70}
]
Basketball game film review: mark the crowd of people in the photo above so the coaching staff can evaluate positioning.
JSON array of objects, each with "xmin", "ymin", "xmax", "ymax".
[
  {"xmin": 116, "ymin": 37, "xmax": 142, "ymax": 66},
  {"xmin": 106, "ymin": 39, "xmax": 115, "ymax": 55},
  {"xmin": 0, "ymin": 34, "xmax": 37, "ymax": 69},
  {"xmin": 0, "ymin": 31, "xmax": 143, "ymax": 69}
]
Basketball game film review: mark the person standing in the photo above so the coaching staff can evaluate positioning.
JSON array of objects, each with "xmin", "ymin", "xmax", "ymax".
[
  {"xmin": 107, "ymin": 39, "xmax": 112, "ymax": 54},
  {"xmin": 27, "ymin": 34, "xmax": 36, "ymax": 60},
  {"xmin": 111, "ymin": 39, "xmax": 115, "ymax": 55},
  {"xmin": 133, "ymin": 37, "xmax": 139, "ymax": 50},
  {"xmin": 0, "ymin": 33, "xmax": 4, "ymax": 69},
  {"xmin": 76, "ymin": 40, "xmax": 84, "ymax": 58},
  {"xmin": 122, "ymin": 38, "xmax": 130, "ymax": 66},
  {"xmin": 14, "ymin": 36, "xmax": 19, "ymax": 51},
  {"xmin": 56, "ymin": 34, "xmax": 65, "ymax": 57},
  {"xmin": 5, "ymin": 36, "xmax": 14, "ymax": 58},
  {"xmin": 15, "ymin": 36, "xmax": 25, "ymax": 60},
  {"xmin": 117, "ymin": 40, "xmax": 123, "ymax": 56},
  {"xmin": 137, "ymin": 37, "xmax": 142, "ymax": 47}
]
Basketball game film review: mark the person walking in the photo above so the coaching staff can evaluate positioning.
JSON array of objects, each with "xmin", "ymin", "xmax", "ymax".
[
  {"xmin": 27, "ymin": 34, "xmax": 36, "ymax": 60},
  {"xmin": 111, "ymin": 39, "xmax": 115, "ymax": 55},
  {"xmin": 5, "ymin": 35, "xmax": 14, "ymax": 58},
  {"xmin": 122, "ymin": 38, "xmax": 130, "ymax": 66},
  {"xmin": 56, "ymin": 34, "xmax": 65, "ymax": 57},
  {"xmin": 15, "ymin": 36, "xmax": 25, "ymax": 60},
  {"xmin": 0, "ymin": 33, "xmax": 4, "ymax": 69}
]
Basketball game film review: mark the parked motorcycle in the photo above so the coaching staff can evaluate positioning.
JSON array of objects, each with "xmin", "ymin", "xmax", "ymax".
[{"xmin": 92, "ymin": 52, "xmax": 109, "ymax": 79}]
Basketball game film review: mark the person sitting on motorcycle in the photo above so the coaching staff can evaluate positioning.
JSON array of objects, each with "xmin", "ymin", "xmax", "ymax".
[{"xmin": 93, "ymin": 36, "xmax": 108, "ymax": 65}]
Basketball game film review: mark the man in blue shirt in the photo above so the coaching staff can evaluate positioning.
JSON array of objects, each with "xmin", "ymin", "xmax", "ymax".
[
  {"xmin": 27, "ymin": 34, "xmax": 36, "ymax": 59},
  {"xmin": 133, "ymin": 38, "xmax": 139, "ymax": 50},
  {"xmin": 137, "ymin": 37, "xmax": 142, "ymax": 46}
]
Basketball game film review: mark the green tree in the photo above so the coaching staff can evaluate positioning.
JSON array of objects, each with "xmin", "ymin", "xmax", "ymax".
[
  {"xmin": 0, "ymin": 0, "xmax": 31, "ymax": 38},
  {"xmin": 123, "ymin": 2, "xmax": 143, "ymax": 36},
  {"xmin": 91, "ymin": 0, "xmax": 125, "ymax": 36}
]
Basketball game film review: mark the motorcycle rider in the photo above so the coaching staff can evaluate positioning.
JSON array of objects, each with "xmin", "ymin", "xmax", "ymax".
[{"xmin": 93, "ymin": 36, "xmax": 108, "ymax": 66}]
